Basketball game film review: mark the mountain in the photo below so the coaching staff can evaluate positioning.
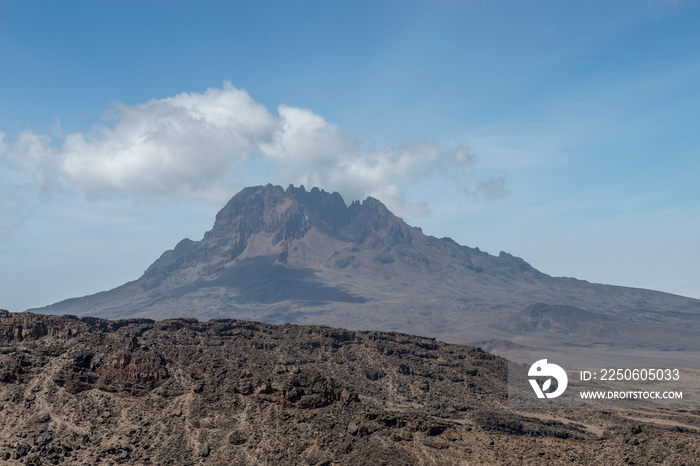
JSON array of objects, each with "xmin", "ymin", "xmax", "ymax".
[
  {"xmin": 30, "ymin": 184, "xmax": 700, "ymax": 359},
  {"xmin": 2, "ymin": 311, "xmax": 699, "ymax": 465}
]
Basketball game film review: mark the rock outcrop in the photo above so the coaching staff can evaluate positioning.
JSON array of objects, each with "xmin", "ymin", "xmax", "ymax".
[{"xmin": 2, "ymin": 311, "xmax": 700, "ymax": 465}]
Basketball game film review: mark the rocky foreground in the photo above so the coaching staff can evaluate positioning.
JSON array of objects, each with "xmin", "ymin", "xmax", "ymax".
[{"xmin": 2, "ymin": 310, "xmax": 700, "ymax": 465}]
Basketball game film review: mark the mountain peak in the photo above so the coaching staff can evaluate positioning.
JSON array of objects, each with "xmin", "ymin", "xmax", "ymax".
[
  {"xmin": 209, "ymin": 184, "xmax": 396, "ymax": 243},
  {"xmin": 138, "ymin": 184, "xmax": 412, "ymax": 292}
]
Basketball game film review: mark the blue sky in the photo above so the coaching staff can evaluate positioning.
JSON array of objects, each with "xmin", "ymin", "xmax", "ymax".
[{"xmin": 0, "ymin": 0, "xmax": 698, "ymax": 311}]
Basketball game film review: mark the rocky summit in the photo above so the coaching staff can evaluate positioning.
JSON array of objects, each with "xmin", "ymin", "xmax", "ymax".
[
  {"xmin": 30, "ymin": 184, "xmax": 700, "ymax": 361},
  {"xmin": 2, "ymin": 310, "xmax": 700, "ymax": 465}
]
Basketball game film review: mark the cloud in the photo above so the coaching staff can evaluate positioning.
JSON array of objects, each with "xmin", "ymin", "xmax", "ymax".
[
  {"xmin": 449, "ymin": 174, "xmax": 511, "ymax": 202},
  {"xmin": 0, "ymin": 177, "xmax": 31, "ymax": 240},
  {"xmin": 260, "ymin": 107, "xmax": 475, "ymax": 215},
  {"xmin": 0, "ymin": 82, "xmax": 506, "ymax": 216},
  {"xmin": 477, "ymin": 176, "xmax": 511, "ymax": 201},
  {"xmin": 3, "ymin": 83, "xmax": 276, "ymax": 202}
]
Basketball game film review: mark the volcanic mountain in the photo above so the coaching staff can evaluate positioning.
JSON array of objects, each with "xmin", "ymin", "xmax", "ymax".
[{"xmin": 31, "ymin": 184, "xmax": 700, "ymax": 356}]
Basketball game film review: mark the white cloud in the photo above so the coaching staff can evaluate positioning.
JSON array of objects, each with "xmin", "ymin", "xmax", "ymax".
[
  {"xmin": 0, "ymin": 83, "xmax": 506, "ymax": 216},
  {"xmin": 259, "ymin": 105, "xmax": 479, "ymax": 214},
  {"xmin": 2, "ymin": 83, "xmax": 276, "ymax": 202}
]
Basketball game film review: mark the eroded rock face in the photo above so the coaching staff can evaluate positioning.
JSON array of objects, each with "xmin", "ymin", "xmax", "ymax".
[
  {"xmin": 53, "ymin": 347, "xmax": 169, "ymax": 395},
  {"xmin": 1, "ymin": 312, "xmax": 700, "ymax": 465}
]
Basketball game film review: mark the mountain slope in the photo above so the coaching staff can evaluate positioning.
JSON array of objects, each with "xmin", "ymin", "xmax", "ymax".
[{"xmin": 31, "ymin": 184, "xmax": 700, "ymax": 352}]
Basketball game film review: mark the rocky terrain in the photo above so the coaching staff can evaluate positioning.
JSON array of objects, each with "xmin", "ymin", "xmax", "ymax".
[
  {"xmin": 3, "ymin": 309, "xmax": 700, "ymax": 465},
  {"xmin": 29, "ymin": 184, "xmax": 700, "ymax": 364}
]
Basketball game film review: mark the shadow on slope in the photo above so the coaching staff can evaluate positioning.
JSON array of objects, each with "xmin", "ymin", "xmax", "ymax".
[{"xmin": 162, "ymin": 256, "xmax": 367, "ymax": 305}]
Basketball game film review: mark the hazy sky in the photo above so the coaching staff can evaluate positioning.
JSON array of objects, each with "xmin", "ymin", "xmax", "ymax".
[{"xmin": 1, "ymin": 1, "xmax": 698, "ymax": 312}]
